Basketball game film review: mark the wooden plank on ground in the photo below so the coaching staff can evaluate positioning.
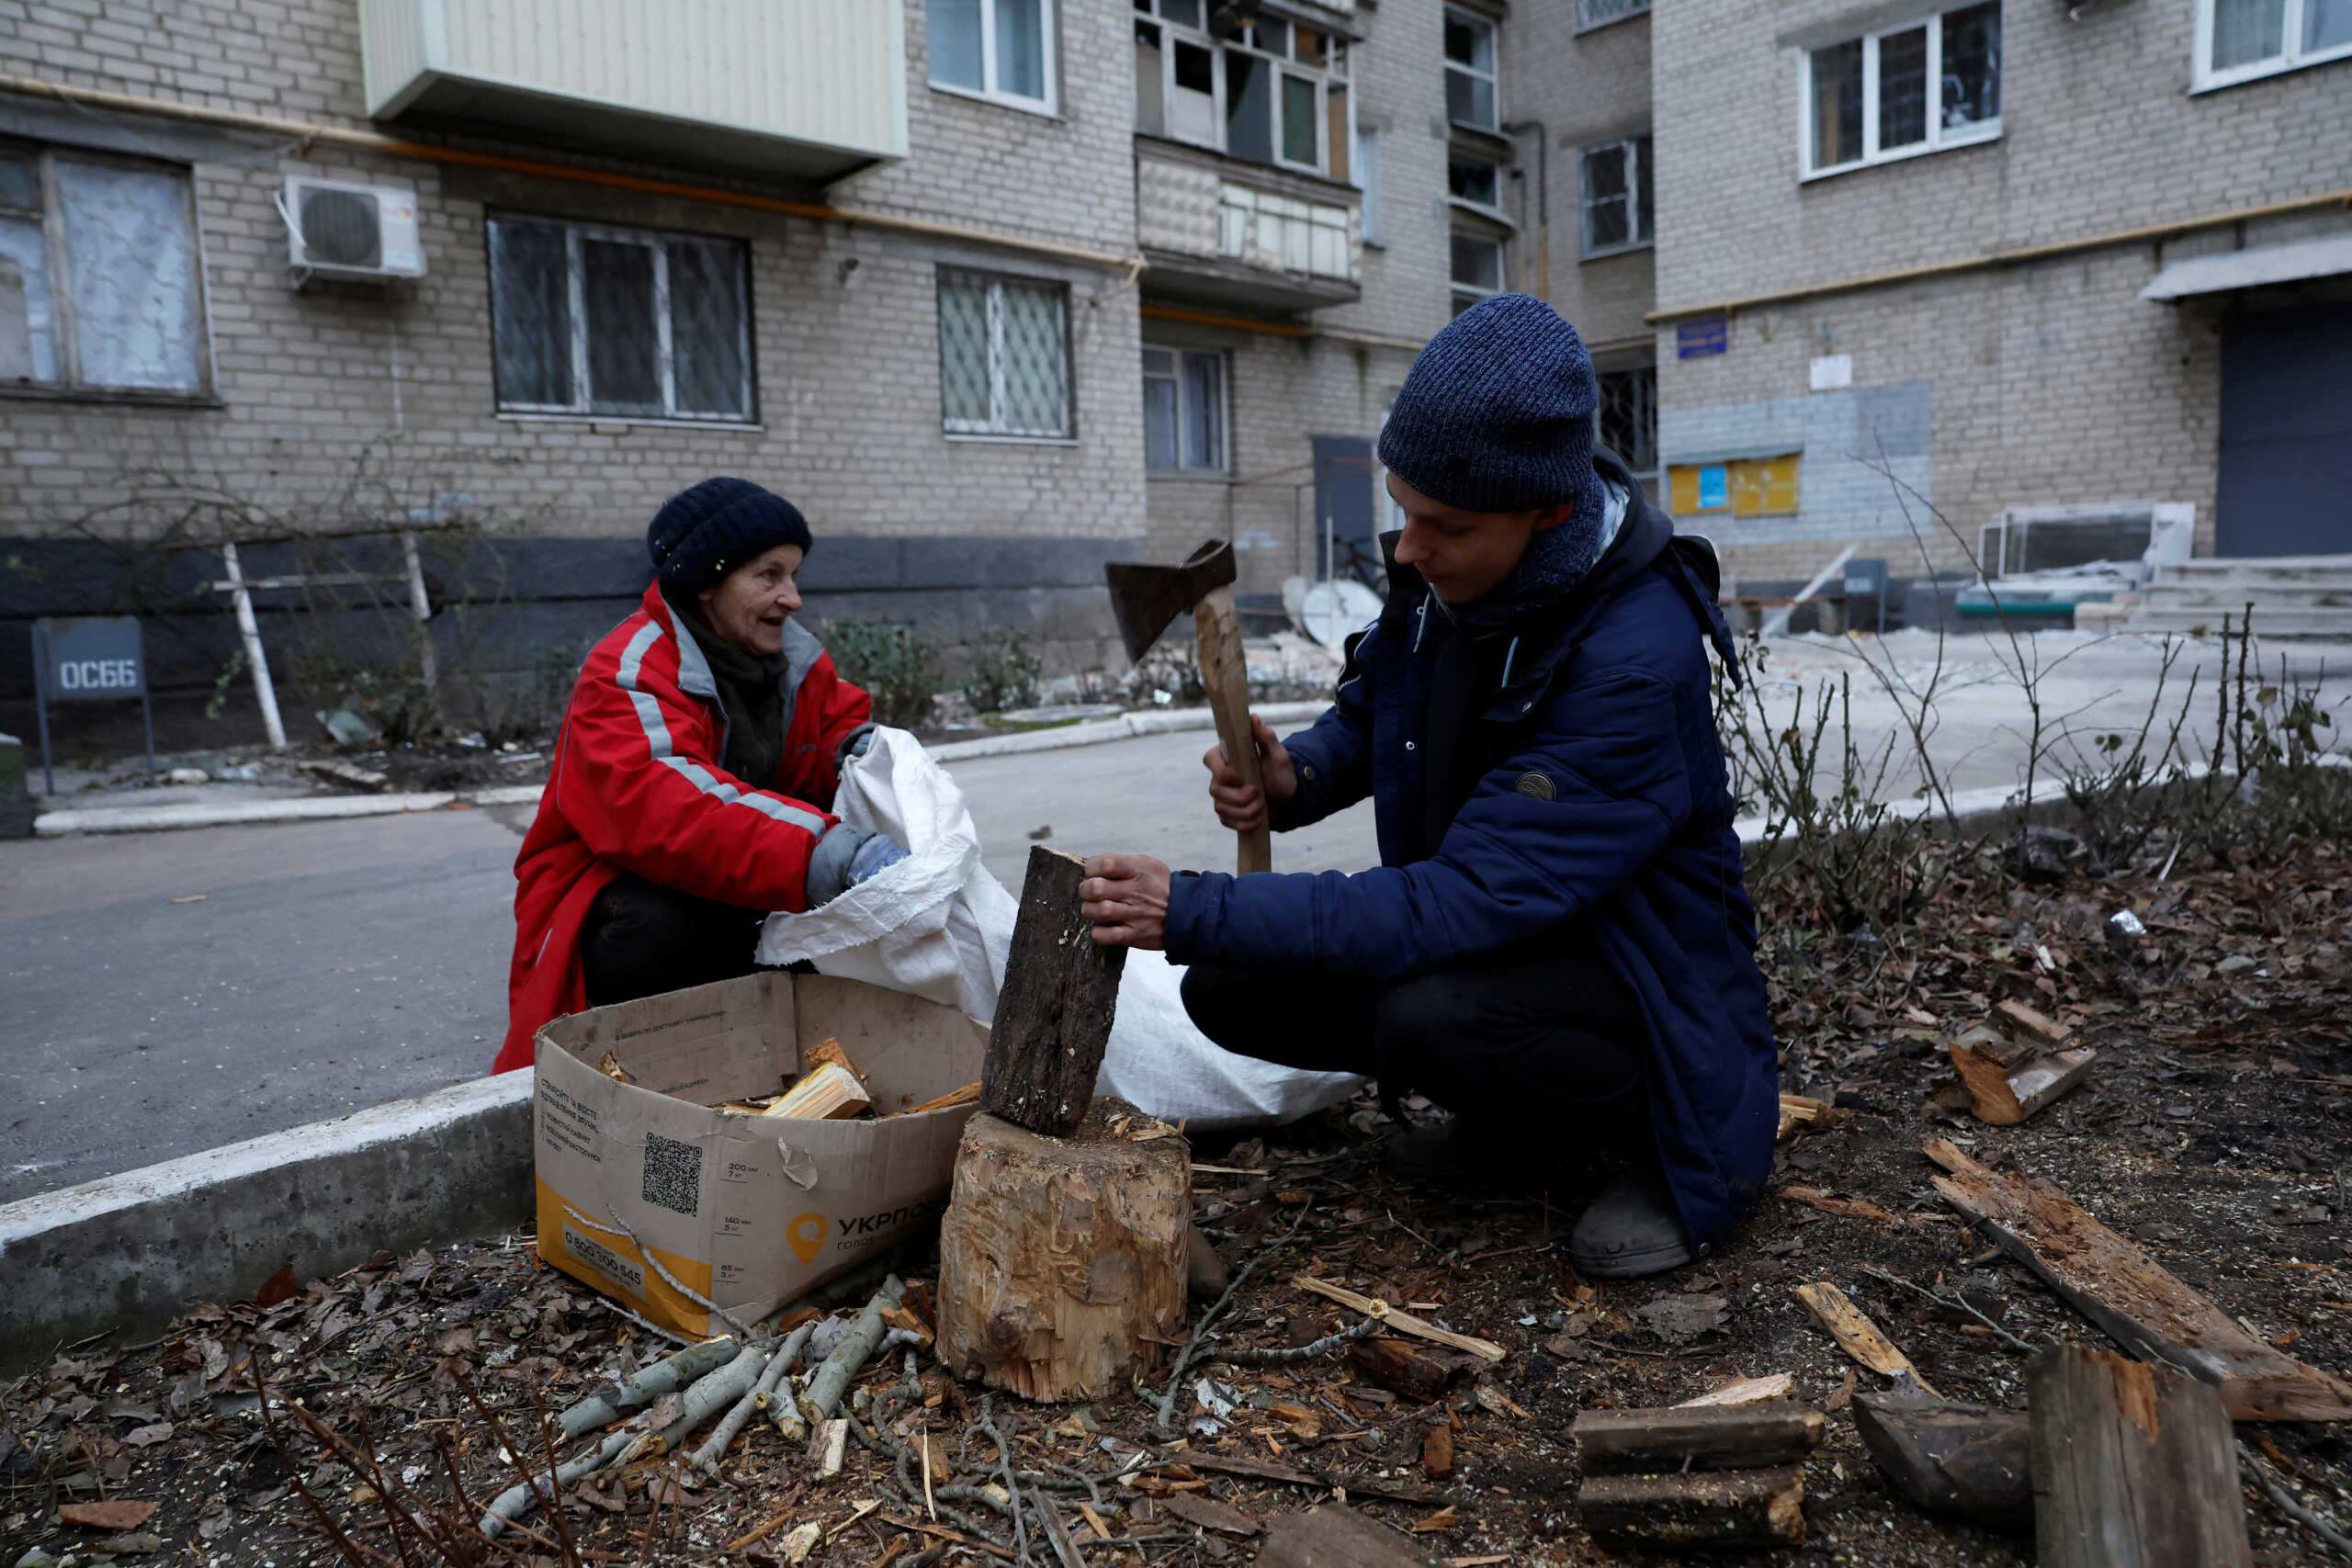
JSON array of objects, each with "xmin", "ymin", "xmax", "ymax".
[
  {"xmin": 1291, "ymin": 1277, "xmax": 1505, "ymax": 1363},
  {"xmin": 1254, "ymin": 1502, "xmax": 1438, "ymax": 1568},
  {"xmin": 1577, "ymin": 1466, "xmax": 1806, "ymax": 1550},
  {"xmin": 1573, "ymin": 1402, "xmax": 1825, "ymax": 1473},
  {"xmin": 2029, "ymin": 1343, "xmax": 2252, "ymax": 1568},
  {"xmin": 1792, "ymin": 1281, "xmax": 1941, "ymax": 1399},
  {"xmin": 1851, "ymin": 1393, "xmax": 2031, "ymax": 1533},
  {"xmin": 1926, "ymin": 1138, "xmax": 2352, "ymax": 1422}
]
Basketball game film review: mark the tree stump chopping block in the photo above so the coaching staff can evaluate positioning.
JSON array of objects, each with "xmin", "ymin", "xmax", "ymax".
[{"xmin": 935, "ymin": 1100, "xmax": 1189, "ymax": 1402}]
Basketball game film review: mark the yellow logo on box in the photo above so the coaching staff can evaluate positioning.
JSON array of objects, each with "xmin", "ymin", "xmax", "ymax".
[{"xmin": 787, "ymin": 1212, "xmax": 829, "ymax": 1266}]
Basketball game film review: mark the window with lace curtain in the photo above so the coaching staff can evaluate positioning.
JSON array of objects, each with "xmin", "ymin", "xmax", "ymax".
[{"xmin": 937, "ymin": 267, "xmax": 1072, "ymax": 440}]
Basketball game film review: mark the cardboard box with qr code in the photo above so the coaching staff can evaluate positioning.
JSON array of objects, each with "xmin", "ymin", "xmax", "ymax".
[{"xmin": 531, "ymin": 969, "xmax": 987, "ymax": 1337}]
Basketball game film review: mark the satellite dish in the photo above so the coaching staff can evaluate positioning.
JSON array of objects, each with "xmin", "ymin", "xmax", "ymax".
[{"xmin": 1297, "ymin": 579, "xmax": 1383, "ymax": 649}]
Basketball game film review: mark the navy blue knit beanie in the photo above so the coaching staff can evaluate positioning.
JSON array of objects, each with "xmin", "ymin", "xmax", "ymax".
[
  {"xmin": 1377, "ymin": 293, "xmax": 1605, "ymax": 521},
  {"xmin": 647, "ymin": 478, "xmax": 812, "ymax": 596}
]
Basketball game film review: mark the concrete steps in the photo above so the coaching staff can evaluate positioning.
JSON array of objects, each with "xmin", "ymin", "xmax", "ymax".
[{"xmin": 2128, "ymin": 555, "xmax": 2352, "ymax": 638}]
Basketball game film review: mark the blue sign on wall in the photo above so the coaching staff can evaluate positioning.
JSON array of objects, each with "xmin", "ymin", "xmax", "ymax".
[
  {"xmin": 1696, "ymin": 465, "xmax": 1729, "ymax": 510},
  {"xmin": 1677, "ymin": 317, "xmax": 1728, "ymax": 359}
]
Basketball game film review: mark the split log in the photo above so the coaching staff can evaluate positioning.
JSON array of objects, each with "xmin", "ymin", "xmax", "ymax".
[
  {"xmin": 763, "ymin": 1061, "xmax": 871, "ymax": 1121},
  {"xmin": 2028, "ymin": 1344, "xmax": 2251, "ymax": 1568},
  {"xmin": 982, "ymin": 845, "xmax": 1126, "ymax": 1137},
  {"xmin": 1290, "ymin": 1276, "xmax": 1507, "ymax": 1362},
  {"xmin": 1792, "ymin": 1280, "xmax": 1942, "ymax": 1398},
  {"xmin": 1577, "ymin": 1466, "xmax": 1806, "ymax": 1550},
  {"xmin": 1574, "ymin": 1402, "xmax": 1826, "ymax": 1474},
  {"xmin": 1172, "ymin": 1449, "xmax": 1446, "ymax": 1506},
  {"xmin": 935, "ymin": 1099, "xmax": 1188, "ymax": 1401},
  {"xmin": 1927, "ymin": 1138, "xmax": 2352, "ymax": 1421},
  {"xmin": 1348, "ymin": 1336, "xmax": 1455, "ymax": 1404},
  {"xmin": 1949, "ymin": 1037, "xmax": 2096, "ymax": 1125},
  {"xmin": 1851, "ymin": 1393, "xmax": 2031, "ymax": 1533},
  {"xmin": 1255, "ymin": 1502, "xmax": 1438, "ymax": 1568},
  {"xmin": 1677, "ymin": 1372, "xmax": 1795, "ymax": 1408}
]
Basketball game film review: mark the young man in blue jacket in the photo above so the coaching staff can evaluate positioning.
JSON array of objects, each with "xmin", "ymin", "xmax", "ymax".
[{"xmin": 1081, "ymin": 294, "xmax": 1777, "ymax": 1279}]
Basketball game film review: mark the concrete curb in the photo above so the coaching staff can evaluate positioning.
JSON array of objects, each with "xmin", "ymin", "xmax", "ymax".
[
  {"xmin": 25, "ymin": 703, "xmax": 1337, "ymax": 833},
  {"xmin": 0, "ymin": 1072, "xmax": 535, "ymax": 1373}
]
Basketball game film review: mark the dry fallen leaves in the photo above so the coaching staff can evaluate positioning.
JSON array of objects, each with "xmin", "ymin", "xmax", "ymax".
[{"xmin": 58, "ymin": 1500, "xmax": 159, "ymax": 1531}]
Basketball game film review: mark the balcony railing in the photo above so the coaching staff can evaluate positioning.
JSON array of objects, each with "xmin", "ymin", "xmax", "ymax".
[
  {"xmin": 359, "ymin": 0, "xmax": 907, "ymax": 181},
  {"xmin": 1136, "ymin": 142, "xmax": 1360, "ymax": 313}
]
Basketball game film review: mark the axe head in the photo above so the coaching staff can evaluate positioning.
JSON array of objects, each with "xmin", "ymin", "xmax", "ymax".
[{"xmin": 1102, "ymin": 538, "xmax": 1237, "ymax": 664}]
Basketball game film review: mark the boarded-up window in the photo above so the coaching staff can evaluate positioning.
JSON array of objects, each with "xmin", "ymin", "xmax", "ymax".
[
  {"xmin": 0, "ymin": 143, "xmax": 207, "ymax": 394},
  {"xmin": 486, "ymin": 213, "xmax": 753, "ymax": 422},
  {"xmin": 1669, "ymin": 454, "xmax": 1800, "ymax": 516}
]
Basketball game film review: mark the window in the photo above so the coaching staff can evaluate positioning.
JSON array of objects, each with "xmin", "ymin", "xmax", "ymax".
[
  {"xmin": 1578, "ymin": 134, "xmax": 1653, "ymax": 256},
  {"xmin": 1444, "ymin": 8, "xmax": 1499, "ymax": 130},
  {"xmin": 1359, "ymin": 127, "xmax": 1385, "ymax": 241},
  {"xmin": 1576, "ymin": 0, "xmax": 1650, "ymax": 31},
  {"xmin": 486, "ymin": 214, "xmax": 752, "ymax": 422},
  {"xmin": 1596, "ymin": 365, "xmax": 1657, "ymax": 477},
  {"xmin": 932, "ymin": 0, "xmax": 1056, "ymax": 113},
  {"xmin": 0, "ymin": 143, "xmax": 208, "ymax": 395},
  {"xmin": 1219, "ymin": 186, "xmax": 1352, "ymax": 276},
  {"xmin": 937, "ymin": 268, "xmax": 1070, "ymax": 439},
  {"xmin": 1668, "ymin": 454, "xmax": 1800, "ymax": 517},
  {"xmin": 1134, "ymin": 2, "xmax": 1351, "ymax": 178},
  {"xmin": 1804, "ymin": 3, "xmax": 2000, "ymax": 176},
  {"xmin": 1448, "ymin": 154, "xmax": 1500, "ymax": 209},
  {"xmin": 1450, "ymin": 232, "xmax": 1503, "ymax": 315},
  {"xmin": 2196, "ymin": 0, "xmax": 2352, "ymax": 88},
  {"xmin": 1142, "ymin": 347, "xmax": 1226, "ymax": 471}
]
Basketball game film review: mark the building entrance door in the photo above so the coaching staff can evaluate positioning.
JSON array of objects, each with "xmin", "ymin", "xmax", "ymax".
[{"xmin": 2217, "ymin": 303, "xmax": 2352, "ymax": 558}]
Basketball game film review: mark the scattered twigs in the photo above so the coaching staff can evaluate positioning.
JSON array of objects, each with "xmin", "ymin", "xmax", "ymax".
[
  {"xmin": 1155, "ymin": 1203, "xmax": 1315, "ymax": 1435},
  {"xmin": 980, "ymin": 1399, "xmax": 1033, "ymax": 1564},
  {"xmin": 646, "ymin": 1339, "xmax": 773, "ymax": 1459},
  {"xmin": 2243, "ymin": 1443, "xmax": 2352, "ymax": 1561},
  {"xmin": 802, "ymin": 1278, "xmax": 909, "ymax": 1424},
  {"xmin": 526, "ymin": 1385, "xmax": 584, "ymax": 1568},
  {"xmin": 1860, "ymin": 1264, "xmax": 2037, "ymax": 1354},
  {"xmin": 692, "ymin": 1337, "xmax": 792, "ymax": 1475},
  {"xmin": 553, "ymin": 1335, "xmax": 738, "ymax": 1441},
  {"xmin": 1211, "ymin": 1313, "xmax": 1390, "ymax": 1365},
  {"xmin": 252, "ymin": 1352, "xmax": 393, "ymax": 1568}
]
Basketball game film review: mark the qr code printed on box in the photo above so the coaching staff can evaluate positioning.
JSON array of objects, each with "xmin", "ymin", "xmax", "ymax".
[{"xmin": 641, "ymin": 1133, "xmax": 703, "ymax": 1217}]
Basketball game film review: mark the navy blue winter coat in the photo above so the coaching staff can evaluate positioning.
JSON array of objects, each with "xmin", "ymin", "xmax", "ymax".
[{"xmin": 1162, "ymin": 462, "xmax": 1778, "ymax": 1252}]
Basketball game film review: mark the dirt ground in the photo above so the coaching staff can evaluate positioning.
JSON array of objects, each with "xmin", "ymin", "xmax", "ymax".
[{"xmin": 6, "ymin": 848, "xmax": 2351, "ymax": 1567}]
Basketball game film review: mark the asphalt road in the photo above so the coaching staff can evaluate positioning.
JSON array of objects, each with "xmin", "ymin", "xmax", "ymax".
[{"xmin": 0, "ymin": 736, "xmax": 1378, "ymax": 1202}]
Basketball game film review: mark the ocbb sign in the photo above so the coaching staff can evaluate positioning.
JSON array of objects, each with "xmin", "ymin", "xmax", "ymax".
[
  {"xmin": 55, "ymin": 657, "xmax": 142, "ymax": 694},
  {"xmin": 31, "ymin": 616, "xmax": 156, "ymax": 792}
]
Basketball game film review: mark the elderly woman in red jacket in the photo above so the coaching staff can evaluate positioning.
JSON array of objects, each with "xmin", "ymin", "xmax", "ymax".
[{"xmin": 495, "ymin": 478, "xmax": 904, "ymax": 1073}]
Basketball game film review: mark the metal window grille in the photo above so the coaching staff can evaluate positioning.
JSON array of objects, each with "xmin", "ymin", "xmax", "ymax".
[
  {"xmin": 486, "ymin": 213, "xmax": 752, "ymax": 422},
  {"xmin": 1575, "ymin": 0, "xmax": 1650, "ymax": 30},
  {"xmin": 1596, "ymin": 366, "xmax": 1657, "ymax": 477},
  {"xmin": 939, "ymin": 268, "xmax": 1071, "ymax": 438}
]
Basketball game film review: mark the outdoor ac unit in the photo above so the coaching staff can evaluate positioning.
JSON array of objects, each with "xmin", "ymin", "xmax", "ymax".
[{"xmin": 280, "ymin": 177, "xmax": 424, "ymax": 280}]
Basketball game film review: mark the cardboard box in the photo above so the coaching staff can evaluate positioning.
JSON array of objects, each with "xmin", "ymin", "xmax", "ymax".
[{"xmin": 533, "ymin": 970, "xmax": 987, "ymax": 1337}]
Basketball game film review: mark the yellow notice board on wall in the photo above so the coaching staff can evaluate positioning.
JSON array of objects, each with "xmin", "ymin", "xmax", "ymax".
[{"xmin": 1668, "ymin": 454, "xmax": 1801, "ymax": 517}]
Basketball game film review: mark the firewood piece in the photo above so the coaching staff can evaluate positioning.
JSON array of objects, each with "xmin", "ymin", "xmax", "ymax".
[
  {"xmin": 2005, "ymin": 1047, "xmax": 2096, "ymax": 1119},
  {"xmin": 1926, "ymin": 1138, "xmax": 2352, "ymax": 1421},
  {"xmin": 1420, "ymin": 1421, "xmax": 1453, "ymax": 1478},
  {"xmin": 1996, "ymin": 998, "xmax": 2070, "ymax": 1044},
  {"xmin": 1851, "ymin": 1392, "xmax": 2031, "ymax": 1533},
  {"xmin": 1160, "ymin": 1493, "xmax": 1261, "ymax": 1536},
  {"xmin": 1573, "ymin": 1402, "xmax": 1826, "ymax": 1474},
  {"xmin": 1348, "ymin": 1336, "xmax": 1455, "ymax": 1403},
  {"xmin": 1792, "ymin": 1281, "xmax": 1942, "ymax": 1398},
  {"xmin": 763, "ymin": 1061, "xmax": 871, "ymax": 1121},
  {"xmin": 1291, "ymin": 1276, "xmax": 1507, "ymax": 1362},
  {"xmin": 982, "ymin": 845, "xmax": 1126, "ymax": 1137},
  {"xmin": 935, "ymin": 1100, "xmax": 1187, "ymax": 1401},
  {"xmin": 804, "ymin": 1034, "xmax": 866, "ymax": 1088},
  {"xmin": 1171, "ymin": 1450, "xmax": 1445, "ymax": 1506},
  {"xmin": 1254, "ymin": 1502, "xmax": 1439, "ymax": 1568},
  {"xmin": 2029, "ymin": 1344, "xmax": 2252, "ymax": 1568},
  {"xmin": 1775, "ymin": 1093, "xmax": 1843, "ymax": 1138},
  {"xmin": 893, "ymin": 1080, "xmax": 983, "ymax": 1117},
  {"xmin": 1950, "ymin": 1039, "xmax": 2097, "ymax": 1125},
  {"xmin": 1677, "ymin": 1372, "xmax": 1796, "ymax": 1408},
  {"xmin": 1577, "ymin": 1466, "xmax": 1806, "ymax": 1550},
  {"xmin": 813, "ymin": 1417, "xmax": 849, "ymax": 1481}
]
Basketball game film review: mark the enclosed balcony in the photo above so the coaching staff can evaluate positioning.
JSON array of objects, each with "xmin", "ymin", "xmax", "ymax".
[
  {"xmin": 1136, "ymin": 141, "xmax": 1361, "ymax": 315},
  {"xmin": 358, "ymin": 0, "xmax": 908, "ymax": 183}
]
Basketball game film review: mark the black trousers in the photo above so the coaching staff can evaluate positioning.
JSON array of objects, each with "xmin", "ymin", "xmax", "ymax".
[
  {"xmin": 1179, "ymin": 939, "xmax": 1652, "ymax": 1152},
  {"xmin": 580, "ymin": 874, "xmax": 769, "ymax": 1009}
]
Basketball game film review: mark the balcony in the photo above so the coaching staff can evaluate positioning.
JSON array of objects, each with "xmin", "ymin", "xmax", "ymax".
[
  {"xmin": 358, "ymin": 0, "xmax": 908, "ymax": 184},
  {"xmin": 1136, "ymin": 140, "xmax": 1361, "ymax": 316}
]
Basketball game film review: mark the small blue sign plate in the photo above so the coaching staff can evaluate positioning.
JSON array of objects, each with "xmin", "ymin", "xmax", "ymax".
[
  {"xmin": 1677, "ymin": 317, "xmax": 1728, "ymax": 359},
  {"xmin": 1696, "ymin": 465, "xmax": 1729, "ymax": 511}
]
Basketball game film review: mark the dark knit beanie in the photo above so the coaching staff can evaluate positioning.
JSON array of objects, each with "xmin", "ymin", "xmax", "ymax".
[
  {"xmin": 1377, "ymin": 293, "xmax": 1605, "ymax": 518},
  {"xmin": 647, "ymin": 477, "xmax": 812, "ymax": 596}
]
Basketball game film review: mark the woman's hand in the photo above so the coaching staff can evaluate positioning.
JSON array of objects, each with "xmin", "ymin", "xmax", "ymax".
[
  {"xmin": 1203, "ymin": 714, "xmax": 1298, "ymax": 833},
  {"xmin": 1081, "ymin": 854, "xmax": 1171, "ymax": 950}
]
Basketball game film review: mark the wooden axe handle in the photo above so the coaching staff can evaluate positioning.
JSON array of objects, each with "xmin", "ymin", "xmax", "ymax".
[{"xmin": 1193, "ymin": 585, "xmax": 1272, "ymax": 875}]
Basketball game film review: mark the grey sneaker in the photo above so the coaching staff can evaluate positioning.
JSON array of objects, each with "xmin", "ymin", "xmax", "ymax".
[{"xmin": 1569, "ymin": 1168, "xmax": 1694, "ymax": 1279}]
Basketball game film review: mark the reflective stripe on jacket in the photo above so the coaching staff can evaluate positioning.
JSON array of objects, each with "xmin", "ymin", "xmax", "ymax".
[{"xmin": 494, "ymin": 582, "xmax": 873, "ymax": 1072}]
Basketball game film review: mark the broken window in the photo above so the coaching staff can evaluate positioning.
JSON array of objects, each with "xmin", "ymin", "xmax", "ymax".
[
  {"xmin": 485, "ymin": 213, "xmax": 752, "ymax": 423},
  {"xmin": 938, "ymin": 267, "xmax": 1071, "ymax": 439},
  {"xmin": 1444, "ymin": 8, "xmax": 1499, "ymax": 131},
  {"xmin": 1578, "ymin": 134, "xmax": 1653, "ymax": 256},
  {"xmin": 1449, "ymin": 155, "xmax": 1499, "ymax": 209},
  {"xmin": 0, "ymin": 143, "xmax": 207, "ymax": 395},
  {"xmin": 930, "ymin": 0, "xmax": 1056, "ymax": 112},
  {"xmin": 2199, "ymin": 0, "xmax": 2352, "ymax": 85},
  {"xmin": 1141, "ymin": 346, "xmax": 1226, "ymax": 472},
  {"xmin": 1450, "ymin": 232, "xmax": 1504, "ymax": 316},
  {"xmin": 1596, "ymin": 365, "xmax": 1658, "ymax": 478},
  {"xmin": 1134, "ymin": 1, "xmax": 1352, "ymax": 177},
  {"xmin": 1804, "ymin": 5, "xmax": 2001, "ymax": 175}
]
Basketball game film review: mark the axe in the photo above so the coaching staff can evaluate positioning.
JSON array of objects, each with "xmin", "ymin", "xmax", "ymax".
[{"xmin": 1103, "ymin": 538, "xmax": 1271, "ymax": 875}]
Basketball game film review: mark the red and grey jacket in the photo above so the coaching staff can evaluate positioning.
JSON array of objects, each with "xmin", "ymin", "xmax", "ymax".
[{"xmin": 494, "ymin": 582, "xmax": 874, "ymax": 1072}]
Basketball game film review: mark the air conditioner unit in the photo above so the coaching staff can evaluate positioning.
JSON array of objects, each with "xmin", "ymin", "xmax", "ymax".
[{"xmin": 280, "ymin": 177, "xmax": 424, "ymax": 280}]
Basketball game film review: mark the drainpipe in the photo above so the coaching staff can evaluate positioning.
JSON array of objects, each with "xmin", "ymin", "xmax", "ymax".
[{"xmin": 1505, "ymin": 119, "xmax": 1549, "ymax": 301}]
